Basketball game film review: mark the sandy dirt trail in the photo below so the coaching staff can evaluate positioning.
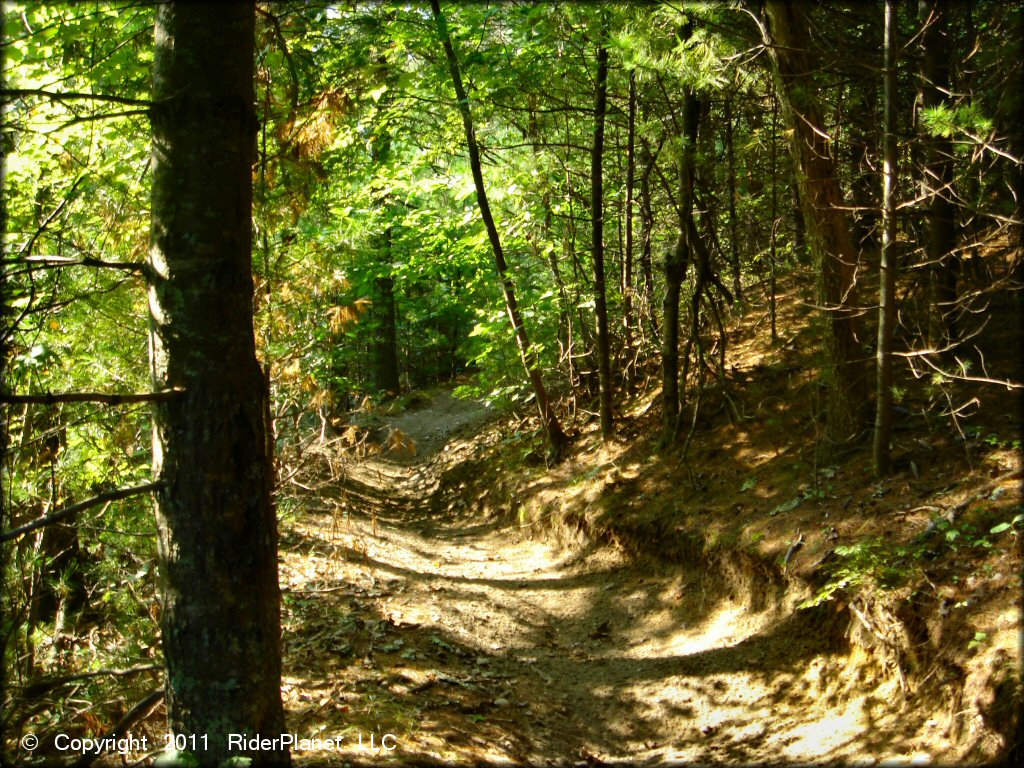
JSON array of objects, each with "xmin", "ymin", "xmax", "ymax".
[{"xmin": 278, "ymin": 392, "xmax": 951, "ymax": 766}]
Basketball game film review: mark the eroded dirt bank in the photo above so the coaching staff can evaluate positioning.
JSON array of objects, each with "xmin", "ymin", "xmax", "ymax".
[{"xmin": 277, "ymin": 389, "xmax": 1017, "ymax": 766}]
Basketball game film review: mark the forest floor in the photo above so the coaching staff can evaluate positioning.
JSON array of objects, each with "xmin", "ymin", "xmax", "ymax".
[
  {"xmin": 280, "ymin": 437, "xmax": 934, "ymax": 766},
  {"xmin": 275, "ymin": 271, "xmax": 1022, "ymax": 767},
  {"xmin": 266, "ymin": 253, "xmax": 1022, "ymax": 767}
]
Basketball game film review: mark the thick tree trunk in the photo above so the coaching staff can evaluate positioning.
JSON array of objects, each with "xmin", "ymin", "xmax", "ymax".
[
  {"xmin": 431, "ymin": 0, "xmax": 567, "ymax": 457},
  {"xmin": 591, "ymin": 38, "xmax": 613, "ymax": 440},
  {"xmin": 920, "ymin": 0, "xmax": 959, "ymax": 355},
  {"xmin": 148, "ymin": 4, "xmax": 288, "ymax": 765},
  {"xmin": 874, "ymin": 0, "xmax": 899, "ymax": 476},
  {"xmin": 763, "ymin": 0, "xmax": 868, "ymax": 445}
]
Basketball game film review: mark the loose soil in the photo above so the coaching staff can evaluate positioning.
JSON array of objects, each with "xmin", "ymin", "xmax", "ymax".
[{"xmin": 278, "ymin": 378, "xmax": 1020, "ymax": 766}]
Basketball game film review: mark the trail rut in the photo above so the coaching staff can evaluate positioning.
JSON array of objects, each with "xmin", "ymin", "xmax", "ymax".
[{"xmin": 279, "ymin": 392, "xmax": 956, "ymax": 766}]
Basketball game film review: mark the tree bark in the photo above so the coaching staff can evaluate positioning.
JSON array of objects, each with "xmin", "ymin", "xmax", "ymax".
[
  {"xmin": 769, "ymin": 95, "xmax": 780, "ymax": 343},
  {"xmin": 369, "ymin": 53, "xmax": 402, "ymax": 396},
  {"xmin": 431, "ymin": 0, "xmax": 567, "ymax": 457},
  {"xmin": 763, "ymin": 0, "xmax": 868, "ymax": 445},
  {"xmin": 639, "ymin": 137, "xmax": 662, "ymax": 345},
  {"xmin": 373, "ymin": 270, "xmax": 400, "ymax": 395},
  {"xmin": 622, "ymin": 70, "xmax": 637, "ymax": 385},
  {"xmin": 148, "ymin": 4, "xmax": 288, "ymax": 764},
  {"xmin": 591, "ymin": 36, "xmax": 613, "ymax": 440},
  {"xmin": 874, "ymin": 0, "xmax": 899, "ymax": 476},
  {"xmin": 920, "ymin": 0, "xmax": 959, "ymax": 356},
  {"xmin": 662, "ymin": 87, "xmax": 699, "ymax": 445},
  {"xmin": 724, "ymin": 96, "xmax": 743, "ymax": 300},
  {"xmin": 526, "ymin": 103, "xmax": 573, "ymax": 374}
]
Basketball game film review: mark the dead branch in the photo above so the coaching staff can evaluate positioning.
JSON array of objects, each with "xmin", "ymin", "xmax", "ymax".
[
  {"xmin": 0, "ymin": 482, "xmax": 162, "ymax": 544},
  {"xmin": 0, "ymin": 389, "xmax": 182, "ymax": 406},
  {"xmin": 20, "ymin": 664, "xmax": 160, "ymax": 697},
  {"xmin": 0, "ymin": 87, "xmax": 154, "ymax": 107}
]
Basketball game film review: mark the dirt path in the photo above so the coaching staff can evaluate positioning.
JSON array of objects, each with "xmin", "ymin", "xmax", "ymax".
[{"xmin": 278, "ymin": 393, "xmax": 952, "ymax": 766}]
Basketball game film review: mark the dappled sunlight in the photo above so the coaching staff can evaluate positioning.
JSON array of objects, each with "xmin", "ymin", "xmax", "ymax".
[
  {"xmin": 276, "ymin": 432, "xmax": 969, "ymax": 765},
  {"xmin": 265, "ymin": 255, "xmax": 1022, "ymax": 765}
]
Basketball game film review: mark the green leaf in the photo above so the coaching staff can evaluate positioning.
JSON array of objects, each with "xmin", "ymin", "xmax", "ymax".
[{"xmin": 770, "ymin": 496, "xmax": 801, "ymax": 516}]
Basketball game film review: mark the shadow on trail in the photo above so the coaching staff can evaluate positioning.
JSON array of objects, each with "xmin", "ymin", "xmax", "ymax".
[{"xmin": 280, "ymin": 391, "xmax": 935, "ymax": 765}]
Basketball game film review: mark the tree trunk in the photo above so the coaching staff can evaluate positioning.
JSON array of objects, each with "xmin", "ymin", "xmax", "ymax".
[
  {"xmin": 791, "ymin": 180, "xmax": 807, "ymax": 263},
  {"xmin": 874, "ymin": 0, "xmax": 899, "ymax": 476},
  {"xmin": 148, "ymin": 4, "xmax": 288, "ymax": 764},
  {"xmin": 763, "ymin": 0, "xmax": 868, "ymax": 445},
  {"xmin": 370, "ymin": 56, "xmax": 401, "ymax": 396},
  {"xmin": 920, "ymin": 0, "xmax": 959, "ymax": 356},
  {"xmin": 526, "ymin": 105, "xmax": 573, "ymax": 378},
  {"xmin": 724, "ymin": 96, "xmax": 743, "ymax": 300},
  {"xmin": 769, "ymin": 94, "xmax": 780, "ymax": 343},
  {"xmin": 662, "ymin": 87, "xmax": 699, "ymax": 445},
  {"xmin": 431, "ymin": 0, "xmax": 567, "ymax": 457},
  {"xmin": 591, "ymin": 37, "xmax": 613, "ymax": 440},
  {"xmin": 639, "ymin": 137, "xmax": 662, "ymax": 345},
  {"xmin": 373, "ymin": 269, "xmax": 400, "ymax": 395},
  {"xmin": 622, "ymin": 70, "xmax": 637, "ymax": 385}
]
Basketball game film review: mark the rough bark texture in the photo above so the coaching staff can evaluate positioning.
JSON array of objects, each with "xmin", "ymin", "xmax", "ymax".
[
  {"xmin": 148, "ymin": 4, "xmax": 288, "ymax": 764},
  {"xmin": 920, "ymin": 0, "xmax": 959, "ymax": 355},
  {"xmin": 591, "ymin": 39, "xmax": 613, "ymax": 440},
  {"xmin": 431, "ymin": 0, "xmax": 567, "ymax": 457},
  {"xmin": 763, "ymin": 0, "xmax": 868, "ymax": 445}
]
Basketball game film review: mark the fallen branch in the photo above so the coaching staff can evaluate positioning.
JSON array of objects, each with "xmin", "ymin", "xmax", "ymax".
[
  {"xmin": 20, "ymin": 664, "xmax": 160, "ymax": 697},
  {"xmin": 0, "ymin": 482, "xmax": 162, "ymax": 543}
]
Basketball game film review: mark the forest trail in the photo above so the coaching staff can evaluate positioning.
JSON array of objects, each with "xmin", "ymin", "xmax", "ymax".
[{"xmin": 277, "ymin": 389, "xmax": 951, "ymax": 766}]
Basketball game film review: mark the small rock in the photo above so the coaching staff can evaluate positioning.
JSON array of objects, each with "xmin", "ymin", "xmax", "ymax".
[{"xmin": 493, "ymin": 697, "xmax": 511, "ymax": 707}]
